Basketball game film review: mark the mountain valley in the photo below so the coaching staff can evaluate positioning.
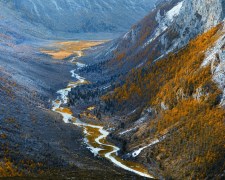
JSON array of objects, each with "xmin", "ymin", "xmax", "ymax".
[{"xmin": 0, "ymin": 0, "xmax": 225, "ymax": 179}]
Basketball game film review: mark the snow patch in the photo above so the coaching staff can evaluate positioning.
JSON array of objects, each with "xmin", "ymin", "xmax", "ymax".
[
  {"xmin": 132, "ymin": 135, "xmax": 167, "ymax": 157},
  {"xmin": 119, "ymin": 127, "xmax": 137, "ymax": 135},
  {"xmin": 134, "ymin": 114, "xmax": 149, "ymax": 125},
  {"xmin": 75, "ymin": 62, "xmax": 87, "ymax": 69},
  {"xmin": 84, "ymin": 137, "xmax": 104, "ymax": 157},
  {"xmin": 102, "ymin": 85, "xmax": 111, "ymax": 90},
  {"xmin": 143, "ymin": 1, "xmax": 183, "ymax": 48},
  {"xmin": 123, "ymin": 30, "xmax": 131, "ymax": 40},
  {"xmin": 166, "ymin": 1, "xmax": 183, "ymax": 21},
  {"xmin": 161, "ymin": 102, "xmax": 169, "ymax": 110},
  {"xmin": 128, "ymin": 109, "xmax": 137, "ymax": 115}
]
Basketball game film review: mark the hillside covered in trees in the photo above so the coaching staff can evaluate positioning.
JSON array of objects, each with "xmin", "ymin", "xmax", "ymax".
[
  {"xmin": 68, "ymin": 0, "xmax": 225, "ymax": 178},
  {"xmin": 101, "ymin": 24, "xmax": 225, "ymax": 179},
  {"xmin": 1, "ymin": 0, "xmax": 225, "ymax": 179}
]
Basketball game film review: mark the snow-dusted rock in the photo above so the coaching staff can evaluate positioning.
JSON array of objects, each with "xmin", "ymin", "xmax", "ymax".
[
  {"xmin": 143, "ymin": 1, "xmax": 183, "ymax": 48},
  {"xmin": 202, "ymin": 27, "xmax": 225, "ymax": 106},
  {"xmin": 173, "ymin": 0, "xmax": 225, "ymax": 49}
]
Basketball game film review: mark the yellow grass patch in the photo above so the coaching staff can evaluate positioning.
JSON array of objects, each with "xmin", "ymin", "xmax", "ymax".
[
  {"xmin": 67, "ymin": 80, "xmax": 89, "ymax": 88},
  {"xmin": 81, "ymin": 112, "xmax": 98, "ymax": 120},
  {"xmin": 41, "ymin": 50, "xmax": 72, "ymax": 60},
  {"xmin": 41, "ymin": 41, "xmax": 106, "ymax": 60},
  {"xmin": 55, "ymin": 107, "xmax": 72, "ymax": 114},
  {"xmin": 87, "ymin": 106, "xmax": 95, "ymax": 111}
]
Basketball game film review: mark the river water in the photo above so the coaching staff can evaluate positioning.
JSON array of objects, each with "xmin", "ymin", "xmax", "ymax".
[{"xmin": 51, "ymin": 61, "xmax": 154, "ymax": 179}]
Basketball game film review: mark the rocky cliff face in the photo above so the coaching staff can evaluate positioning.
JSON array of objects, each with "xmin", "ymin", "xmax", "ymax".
[
  {"xmin": 172, "ymin": 0, "xmax": 225, "ymax": 50},
  {"xmin": 177, "ymin": 0, "xmax": 225, "ymax": 31},
  {"xmin": 201, "ymin": 25, "xmax": 225, "ymax": 107},
  {"xmin": 176, "ymin": 0, "xmax": 225, "ymax": 108},
  {"xmin": 152, "ymin": 0, "xmax": 225, "ymax": 52}
]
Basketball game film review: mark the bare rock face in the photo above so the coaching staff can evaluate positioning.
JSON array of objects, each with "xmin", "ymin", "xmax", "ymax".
[
  {"xmin": 201, "ymin": 24, "xmax": 225, "ymax": 107},
  {"xmin": 105, "ymin": 0, "xmax": 225, "ymax": 65},
  {"xmin": 173, "ymin": 0, "xmax": 225, "ymax": 48},
  {"xmin": 178, "ymin": 0, "xmax": 225, "ymax": 30},
  {"xmin": 158, "ymin": 0, "xmax": 225, "ymax": 55}
]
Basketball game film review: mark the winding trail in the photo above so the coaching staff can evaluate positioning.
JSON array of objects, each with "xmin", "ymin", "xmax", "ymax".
[{"xmin": 51, "ymin": 53, "xmax": 154, "ymax": 179}]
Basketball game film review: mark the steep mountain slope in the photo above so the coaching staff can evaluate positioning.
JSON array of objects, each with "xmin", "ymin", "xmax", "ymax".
[
  {"xmin": 1, "ymin": 0, "xmax": 224, "ymax": 178},
  {"xmin": 91, "ymin": 0, "xmax": 225, "ymax": 75},
  {"xmin": 89, "ymin": 0, "xmax": 184, "ymax": 74},
  {"xmin": 101, "ymin": 24, "xmax": 225, "ymax": 179},
  {"xmin": 68, "ymin": 0, "xmax": 225, "ymax": 179},
  {"xmin": 0, "ymin": 1, "xmax": 152, "ymax": 178},
  {"xmin": 0, "ymin": 1, "xmax": 50, "ymax": 40},
  {"xmin": 3, "ymin": 0, "xmax": 159, "ymax": 34},
  {"xmin": 170, "ymin": 0, "xmax": 225, "ymax": 50}
]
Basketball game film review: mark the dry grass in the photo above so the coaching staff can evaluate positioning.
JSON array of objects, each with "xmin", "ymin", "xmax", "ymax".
[
  {"xmin": 55, "ymin": 107, "xmax": 72, "ymax": 114},
  {"xmin": 41, "ymin": 41, "xmax": 106, "ymax": 60},
  {"xmin": 87, "ymin": 106, "xmax": 95, "ymax": 111}
]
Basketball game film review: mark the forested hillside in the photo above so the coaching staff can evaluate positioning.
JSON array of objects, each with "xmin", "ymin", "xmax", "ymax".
[
  {"xmin": 1, "ymin": 0, "xmax": 225, "ymax": 179},
  {"xmin": 68, "ymin": 0, "xmax": 225, "ymax": 179},
  {"xmin": 101, "ymin": 24, "xmax": 225, "ymax": 179}
]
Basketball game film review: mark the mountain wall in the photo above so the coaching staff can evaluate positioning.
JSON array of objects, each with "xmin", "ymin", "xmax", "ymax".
[
  {"xmin": 3, "ymin": 0, "xmax": 159, "ymax": 34},
  {"xmin": 94, "ymin": 0, "xmax": 225, "ymax": 74}
]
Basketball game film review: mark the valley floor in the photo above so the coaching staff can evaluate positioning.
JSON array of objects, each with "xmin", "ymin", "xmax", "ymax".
[
  {"xmin": 0, "ymin": 39, "xmax": 145, "ymax": 179},
  {"xmin": 40, "ymin": 40, "xmax": 156, "ymax": 179}
]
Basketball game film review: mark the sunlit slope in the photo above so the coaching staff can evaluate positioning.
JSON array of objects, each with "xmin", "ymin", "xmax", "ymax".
[
  {"xmin": 102, "ymin": 24, "xmax": 225, "ymax": 179},
  {"xmin": 41, "ymin": 41, "xmax": 106, "ymax": 60}
]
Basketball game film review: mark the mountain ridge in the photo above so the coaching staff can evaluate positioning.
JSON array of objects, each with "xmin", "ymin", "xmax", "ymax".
[
  {"xmin": 94, "ymin": 0, "xmax": 225, "ymax": 74},
  {"xmin": 3, "ymin": 0, "xmax": 159, "ymax": 34}
]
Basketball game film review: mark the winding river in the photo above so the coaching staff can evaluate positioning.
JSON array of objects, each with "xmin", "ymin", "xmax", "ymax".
[{"xmin": 51, "ymin": 58, "xmax": 154, "ymax": 179}]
